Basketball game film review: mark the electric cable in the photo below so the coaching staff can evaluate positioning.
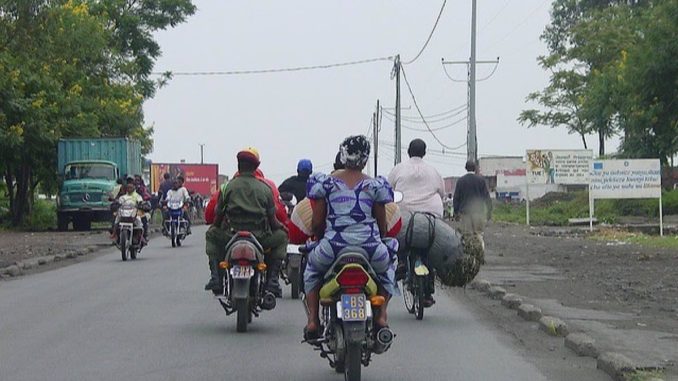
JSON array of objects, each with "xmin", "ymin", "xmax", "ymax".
[
  {"xmin": 403, "ymin": 0, "xmax": 448, "ymax": 65},
  {"xmin": 152, "ymin": 56, "xmax": 395, "ymax": 76}
]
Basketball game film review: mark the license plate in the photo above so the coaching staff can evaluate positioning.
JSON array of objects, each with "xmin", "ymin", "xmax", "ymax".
[
  {"xmin": 341, "ymin": 294, "xmax": 367, "ymax": 322},
  {"xmin": 230, "ymin": 265, "xmax": 254, "ymax": 279}
]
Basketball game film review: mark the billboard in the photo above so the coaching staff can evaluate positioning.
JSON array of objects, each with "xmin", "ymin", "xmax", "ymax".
[
  {"xmin": 526, "ymin": 149, "xmax": 592, "ymax": 185},
  {"xmin": 150, "ymin": 163, "xmax": 219, "ymax": 196},
  {"xmin": 590, "ymin": 159, "xmax": 661, "ymax": 199}
]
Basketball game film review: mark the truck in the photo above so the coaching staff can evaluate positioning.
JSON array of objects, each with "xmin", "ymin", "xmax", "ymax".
[{"xmin": 57, "ymin": 138, "xmax": 142, "ymax": 231}]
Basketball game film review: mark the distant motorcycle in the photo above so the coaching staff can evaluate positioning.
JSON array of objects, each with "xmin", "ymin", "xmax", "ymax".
[
  {"xmin": 281, "ymin": 244, "xmax": 303, "ymax": 299},
  {"xmin": 163, "ymin": 200, "xmax": 188, "ymax": 247},
  {"xmin": 215, "ymin": 231, "xmax": 277, "ymax": 332},
  {"xmin": 279, "ymin": 193, "xmax": 302, "ymax": 299},
  {"xmin": 115, "ymin": 201, "xmax": 146, "ymax": 261},
  {"xmin": 304, "ymin": 248, "xmax": 395, "ymax": 381}
]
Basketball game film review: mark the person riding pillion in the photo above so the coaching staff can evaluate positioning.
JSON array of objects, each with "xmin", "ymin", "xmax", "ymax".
[
  {"xmin": 204, "ymin": 148, "xmax": 289, "ymax": 295},
  {"xmin": 278, "ymin": 159, "xmax": 313, "ymax": 203},
  {"xmin": 112, "ymin": 183, "xmax": 145, "ymax": 241}
]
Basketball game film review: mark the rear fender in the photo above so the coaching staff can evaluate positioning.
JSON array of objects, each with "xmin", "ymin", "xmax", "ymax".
[
  {"xmin": 341, "ymin": 320, "xmax": 367, "ymax": 345},
  {"xmin": 231, "ymin": 278, "xmax": 251, "ymax": 299}
]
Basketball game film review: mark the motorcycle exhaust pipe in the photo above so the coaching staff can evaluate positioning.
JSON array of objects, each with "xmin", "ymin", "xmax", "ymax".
[
  {"xmin": 373, "ymin": 327, "xmax": 395, "ymax": 354},
  {"xmin": 261, "ymin": 292, "xmax": 277, "ymax": 310}
]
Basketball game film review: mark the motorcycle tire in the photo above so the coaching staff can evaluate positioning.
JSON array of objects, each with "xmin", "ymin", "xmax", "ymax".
[
  {"xmin": 344, "ymin": 342, "xmax": 362, "ymax": 381},
  {"xmin": 170, "ymin": 224, "xmax": 176, "ymax": 248},
  {"xmin": 415, "ymin": 276, "xmax": 425, "ymax": 321},
  {"xmin": 120, "ymin": 232, "xmax": 128, "ymax": 261},
  {"xmin": 290, "ymin": 267, "xmax": 300, "ymax": 299},
  {"xmin": 235, "ymin": 298, "xmax": 248, "ymax": 333},
  {"xmin": 401, "ymin": 278, "xmax": 415, "ymax": 314},
  {"xmin": 334, "ymin": 325, "xmax": 346, "ymax": 373}
]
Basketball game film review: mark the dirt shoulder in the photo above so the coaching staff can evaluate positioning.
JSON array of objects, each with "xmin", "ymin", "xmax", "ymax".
[
  {"xmin": 0, "ymin": 229, "xmax": 112, "ymax": 269},
  {"xmin": 476, "ymin": 222, "xmax": 678, "ymax": 376}
]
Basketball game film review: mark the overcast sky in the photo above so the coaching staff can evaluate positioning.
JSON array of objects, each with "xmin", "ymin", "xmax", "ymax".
[{"xmin": 144, "ymin": 0, "xmax": 618, "ymax": 185}]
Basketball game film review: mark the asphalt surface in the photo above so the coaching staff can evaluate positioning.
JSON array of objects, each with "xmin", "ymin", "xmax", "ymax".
[{"xmin": 0, "ymin": 226, "xmax": 608, "ymax": 381}]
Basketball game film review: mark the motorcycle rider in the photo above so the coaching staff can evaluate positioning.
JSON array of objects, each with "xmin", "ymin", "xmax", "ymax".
[
  {"xmin": 164, "ymin": 179, "xmax": 191, "ymax": 232},
  {"xmin": 387, "ymin": 138, "xmax": 445, "ymax": 307},
  {"xmin": 112, "ymin": 183, "xmax": 145, "ymax": 242},
  {"xmin": 175, "ymin": 176, "xmax": 192, "ymax": 235},
  {"xmin": 278, "ymin": 159, "xmax": 313, "ymax": 203},
  {"xmin": 204, "ymin": 148, "xmax": 289, "ymax": 295},
  {"xmin": 158, "ymin": 172, "xmax": 173, "ymax": 201},
  {"xmin": 304, "ymin": 135, "xmax": 397, "ymax": 339}
]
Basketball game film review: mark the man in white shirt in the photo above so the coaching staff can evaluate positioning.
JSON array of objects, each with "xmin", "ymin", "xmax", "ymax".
[
  {"xmin": 388, "ymin": 139, "xmax": 445, "ymax": 307},
  {"xmin": 164, "ymin": 177, "xmax": 192, "ymax": 234},
  {"xmin": 387, "ymin": 139, "xmax": 445, "ymax": 218}
]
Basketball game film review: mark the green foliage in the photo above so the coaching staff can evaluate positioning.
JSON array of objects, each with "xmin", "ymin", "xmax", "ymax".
[
  {"xmin": 522, "ymin": 0, "xmax": 677, "ymax": 161},
  {"xmin": 0, "ymin": 0, "xmax": 195, "ymax": 225},
  {"xmin": 21, "ymin": 199, "xmax": 56, "ymax": 231}
]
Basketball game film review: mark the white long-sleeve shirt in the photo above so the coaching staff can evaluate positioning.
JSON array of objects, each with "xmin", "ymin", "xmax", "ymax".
[
  {"xmin": 165, "ymin": 187, "xmax": 190, "ymax": 204},
  {"xmin": 387, "ymin": 157, "xmax": 445, "ymax": 218}
]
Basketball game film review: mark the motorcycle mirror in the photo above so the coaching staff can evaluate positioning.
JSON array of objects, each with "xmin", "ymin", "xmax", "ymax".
[{"xmin": 393, "ymin": 191, "xmax": 404, "ymax": 203}]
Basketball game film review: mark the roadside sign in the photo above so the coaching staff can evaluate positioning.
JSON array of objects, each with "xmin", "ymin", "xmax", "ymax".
[{"xmin": 526, "ymin": 149, "xmax": 592, "ymax": 185}]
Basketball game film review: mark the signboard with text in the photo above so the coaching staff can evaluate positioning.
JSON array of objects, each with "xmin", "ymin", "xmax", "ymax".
[
  {"xmin": 150, "ymin": 163, "xmax": 219, "ymax": 196},
  {"xmin": 589, "ymin": 159, "xmax": 661, "ymax": 199},
  {"xmin": 526, "ymin": 149, "xmax": 592, "ymax": 185}
]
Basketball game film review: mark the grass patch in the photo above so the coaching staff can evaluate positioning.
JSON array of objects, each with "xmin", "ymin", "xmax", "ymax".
[
  {"xmin": 493, "ymin": 190, "xmax": 678, "ymax": 227},
  {"xmin": 591, "ymin": 228, "xmax": 678, "ymax": 249},
  {"xmin": 626, "ymin": 369, "xmax": 665, "ymax": 381}
]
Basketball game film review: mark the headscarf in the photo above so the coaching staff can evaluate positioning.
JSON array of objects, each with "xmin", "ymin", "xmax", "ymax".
[{"xmin": 339, "ymin": 135, "xmax": 370, "ymax": 169}]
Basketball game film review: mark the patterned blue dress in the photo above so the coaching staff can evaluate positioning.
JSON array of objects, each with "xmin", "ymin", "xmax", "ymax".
[{"xmin": 303, "ymin": 173, "xmax": 399, "ymax": 296}]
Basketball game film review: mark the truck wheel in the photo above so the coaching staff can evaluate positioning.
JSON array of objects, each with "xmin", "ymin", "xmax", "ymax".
[
  {"xmin": 57, "ymin": 213, "xmax": 69, "ymax": 231},
  {"xmin": 73, "ymin": 217, "xmax": 91, "ymax": 231}
]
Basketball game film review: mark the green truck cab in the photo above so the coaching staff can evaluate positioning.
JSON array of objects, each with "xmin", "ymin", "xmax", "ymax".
[{"xmin": 57, "ymin": 139, "xmax": 142, "ymax": 231}]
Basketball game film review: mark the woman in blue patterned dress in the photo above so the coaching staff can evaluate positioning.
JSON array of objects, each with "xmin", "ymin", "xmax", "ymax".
[{"xmin": 304, "ymin": 135, "xmax": 398, "ymax": 338}]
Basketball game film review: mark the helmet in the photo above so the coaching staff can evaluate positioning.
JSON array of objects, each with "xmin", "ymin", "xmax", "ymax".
[
  {"xmin": 237, "ymin": 147, "xmax": 260, "ymax": 164},
  {"xmin": 297, "ymin": 159, "xmax": 313, "ymax": 173}
]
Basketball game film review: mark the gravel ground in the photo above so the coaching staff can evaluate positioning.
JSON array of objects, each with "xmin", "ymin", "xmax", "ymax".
[{"xmin": 481, "ymin": 222, "xmax": 678, "ymax": 334}]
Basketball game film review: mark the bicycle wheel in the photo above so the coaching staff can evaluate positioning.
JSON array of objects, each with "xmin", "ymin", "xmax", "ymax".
[{"xmin": 415, "ymin": 276, "xmax": 425, "ymax": 320}]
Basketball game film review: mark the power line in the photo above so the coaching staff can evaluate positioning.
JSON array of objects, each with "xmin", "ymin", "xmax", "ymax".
[
  {"xmin": 485, "ymin": 0, "xmax": 549, "ymax": 51},
  {"xmin": 382, "ymin": 113, "xmax": 467, "ymax": 132},
  {"xmin": 399, "ymin": 65, "xmax": 467, "ymax": 152},
  {"xmin": 441, "ymin": 59, "xmax": 500, "ymax": 83},
  {"xmin": 382, "ymin": 104, "xmax": 467, "ymax": 122},
  {"xmin": 478, "ymin": 0, "xmax": 512, "ymax": 34},
  {"xmin": 379, "ymin": 140, "xmax": 467, "ymax": 157},
  {"xmin": 403, "ymin": 0, "xmax": 448, "ymax": 65},
  {"xmin": 152, "ymin": 55, "xmax": 395, "ymax": 76}
]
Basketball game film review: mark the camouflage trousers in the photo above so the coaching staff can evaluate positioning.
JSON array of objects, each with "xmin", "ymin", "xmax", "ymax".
[{"xmin": 205, "ymin": 225, "xmax": 288, "ymax": 262}]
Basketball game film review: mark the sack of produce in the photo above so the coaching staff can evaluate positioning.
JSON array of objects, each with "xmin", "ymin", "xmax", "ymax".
[{"xmin": 397, "ymin": 212, "xmax": 484, "ymax": 287}]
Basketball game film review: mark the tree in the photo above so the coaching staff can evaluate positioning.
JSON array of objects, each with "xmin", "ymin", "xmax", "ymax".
[
  {"xmin": 0, "ymin": 0, "xmax": 195, "ymax": 226},
  {"xmin": 521, "ymin": 0, "xmax": 647, "ymax": 156}
]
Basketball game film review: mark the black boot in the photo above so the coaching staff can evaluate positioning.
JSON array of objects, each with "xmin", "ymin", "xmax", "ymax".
[
  {"xmin": 204, "ymin": 259, "xmax": 222, "ymax": 292},
  {"xmin": 265, "ymin": 258, "xmax": 283, "ymax": 298}
]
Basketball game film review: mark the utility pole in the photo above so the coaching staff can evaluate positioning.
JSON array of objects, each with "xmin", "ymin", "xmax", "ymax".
[
  {"xmin": 469, "ymin": 0, "xmax": 477, "ymax": 166},
  {"xmin": 393, "ymin": 55, "xmax": 402, "ymax": 165},
  {"xmin": 373, "ymin": 99, "xmax": 380, "ymax": 176},
  {"xmin": 199, "ymin": 144, "xmax": 205, "ymax": 164},
  {"xmin": 442, "ymin": 0, "xmax": 499, "ymax": 168}
]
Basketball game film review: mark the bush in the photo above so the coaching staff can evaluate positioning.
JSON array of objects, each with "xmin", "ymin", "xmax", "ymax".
[{"xmin": 21, "ymin": 199, "xmax": 56, "ymax": 231}]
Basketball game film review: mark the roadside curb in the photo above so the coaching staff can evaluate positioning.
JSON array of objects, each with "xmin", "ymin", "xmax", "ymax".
[
  {"xmin": 467, "ymin": 278, "xmax": 666, "ymax": 381},
  {"xmin": 0, "ymin": 227, "xmax": 164, "ymax": 280}
]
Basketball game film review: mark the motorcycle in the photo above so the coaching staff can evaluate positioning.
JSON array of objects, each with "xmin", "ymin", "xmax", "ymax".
[
  {"xmin": 304, "ymin": 248, "xmax": 395, "ymax": 381},
  {"xmin": 281, "ymin": 244, "xmax": 303, "ymax": 299},
  {"xmin": 115, "ymin": 201, "xmax": 146, "ymax": 261},
  {"xmin": 163, "ymin": 200, "xmax": 188, "ymax": 248},
  {"xmin": 216, "ymin": 231, "xmax": 277, "ymax": 332},
  {"xmin": 280, "ymin": 192, "xmax": 302, "ymax": 299},
  {"xmin": 395, "ymin": 191, "xmax": 436, "ymax": 321}
]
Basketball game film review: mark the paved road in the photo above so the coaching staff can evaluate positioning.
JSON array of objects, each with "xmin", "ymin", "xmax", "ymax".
[{"xmin": 0, "ymin": 226, "xmax": 608, "ymax": 381}]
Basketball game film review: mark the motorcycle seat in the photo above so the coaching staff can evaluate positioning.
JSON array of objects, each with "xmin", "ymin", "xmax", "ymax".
[
  {"xmin": 323, "ymin": 251, "xmax": 379, "ymax": 282},
  {"xmin": 225, "ymin": 231, "xmax": 264, "ymax": 254}
]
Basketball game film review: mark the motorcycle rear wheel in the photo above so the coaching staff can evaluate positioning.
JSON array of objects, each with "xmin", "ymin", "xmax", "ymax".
[
  {"xmin": 235, "ymin": 298, "xmax": 248, "ymax": 333},
  {"xmin": 415, "ymin": 276, "xmax": 425, "ymax": 320},
  {"xmin": 344, "ymin": 342, "xmax": 362, "ymax": 381}
]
